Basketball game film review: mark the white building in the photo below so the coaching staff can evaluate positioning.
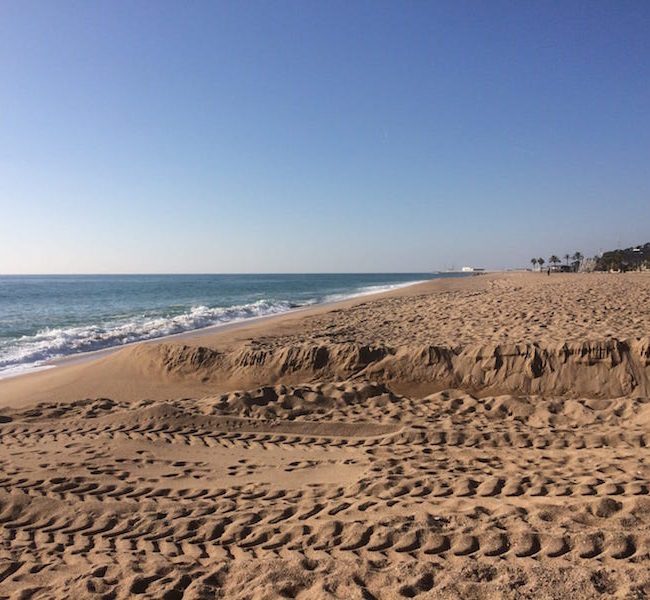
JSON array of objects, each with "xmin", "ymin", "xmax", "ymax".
[{"xmin": 461, "ymin": 266, "xmax": 485, "ymax": 273}]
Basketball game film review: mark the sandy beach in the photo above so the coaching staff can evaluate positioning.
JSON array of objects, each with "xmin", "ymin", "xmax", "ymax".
[{"xmin": 1, "ymin": 271, "xmax": 650, "ymax": 599}]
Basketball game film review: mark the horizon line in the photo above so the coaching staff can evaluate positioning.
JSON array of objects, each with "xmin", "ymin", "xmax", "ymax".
[{"xmin": 0, "ymin": 270, "xmax": 453, "ymax": 277}]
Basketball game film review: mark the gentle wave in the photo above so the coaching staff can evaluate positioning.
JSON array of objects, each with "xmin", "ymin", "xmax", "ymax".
[
  {"xmin": 322, "ymin": 280, "xmax": 427, "ymax": 303},
  {"xmin": 0, "ymin": 279, "xmax": 426, "ymax": 378}
]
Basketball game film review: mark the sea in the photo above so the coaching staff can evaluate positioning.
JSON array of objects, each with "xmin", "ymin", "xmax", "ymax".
[{"xmin": 0, "ymin": 273, "xmax": 463, "ymax": 378}]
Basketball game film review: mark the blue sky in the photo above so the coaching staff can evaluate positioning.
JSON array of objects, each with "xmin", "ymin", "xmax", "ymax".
[{"xmin": 1, "ymin": 1, "xmax": 648, "ymax": 273}]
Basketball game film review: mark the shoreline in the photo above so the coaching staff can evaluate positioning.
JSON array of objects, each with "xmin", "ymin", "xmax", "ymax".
[
  {"xmin": 7, "ymin": 272, "xmax": 636, "ymax": 406},
  {"xmin": 0, "ymin": 273, "xmax": 490, "ymax": 407},
  {"xmin": 0, "ymin": 275, "xmax": 450, "ymax": 384},
  {"xmin": 5, "ymin": 270, "xmax": 641, "ymax": 410}
]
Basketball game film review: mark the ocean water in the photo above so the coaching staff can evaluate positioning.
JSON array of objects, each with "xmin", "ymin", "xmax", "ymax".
[{"xmin": 0, "ymin": 273, "xmax": 462, "ymax": 378}]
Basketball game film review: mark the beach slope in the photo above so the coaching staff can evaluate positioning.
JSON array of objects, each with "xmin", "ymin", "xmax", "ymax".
[{"xmin": 1, "ymin": 272, "xmax": 649, "ymax": 598}]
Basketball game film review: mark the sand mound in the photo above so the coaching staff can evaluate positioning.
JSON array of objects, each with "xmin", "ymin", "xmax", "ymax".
[
  {"xmin": 118, "ymin": 336, "xmax": 650, "ymax": 399},
  {"xmin": 122, "ymin": 343, "xmax": 223, "ymax": 379}
]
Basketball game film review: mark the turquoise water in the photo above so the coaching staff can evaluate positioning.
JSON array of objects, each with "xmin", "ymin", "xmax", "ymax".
[{"xmin": 0, "ymin": 273, "xmax": 462, "ymax": 377}]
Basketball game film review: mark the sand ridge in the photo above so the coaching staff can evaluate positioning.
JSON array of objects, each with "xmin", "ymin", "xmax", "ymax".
[{"xmin": 0, "ymin": 272, "xmax": 649, "ymax": 598}]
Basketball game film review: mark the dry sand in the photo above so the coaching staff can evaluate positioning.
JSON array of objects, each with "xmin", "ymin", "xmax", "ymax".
[{"xmin": 1, "ymin": 271, "xmax": 650, "ymax": 599}]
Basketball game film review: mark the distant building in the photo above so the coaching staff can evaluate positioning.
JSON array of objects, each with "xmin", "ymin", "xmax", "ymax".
[
  {"xmin": 579, "ymin": 257, "xmax": 596, "ymax": 272},
  {"xmin": 461, "ymin": 266, "xmax": 485, "ymax": 273}
]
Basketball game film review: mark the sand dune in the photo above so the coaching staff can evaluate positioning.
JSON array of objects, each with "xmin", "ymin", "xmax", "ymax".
[
  {"xmin": 114, "ymin": 333, "xmax": 650, "ymax": 398},
  {"xmin": 1, "ymin": 272, "xmax": 649, "ymax": 598}
]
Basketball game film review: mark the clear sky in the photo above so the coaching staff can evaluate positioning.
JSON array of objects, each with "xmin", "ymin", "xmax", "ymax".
[{"xmin": 1, "ymin": 1, "xmax": 648, "ymax": 273}]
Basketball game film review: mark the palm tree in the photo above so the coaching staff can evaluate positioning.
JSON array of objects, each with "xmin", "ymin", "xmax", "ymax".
[
  {"xmin": 538, "ymin": 257, "xmax": 545, "ymax": 270},
  {"xmin": 530, "ymin": 258, "xmax": 538, "ymax": 271},
  {"xmin": 572, "ymin": 251, "xmax": 583, "ymax": 272},
  {"xmin": 564, "ymin": 253, "xmax": 570, "ymax": 266},
  {"xmin": 549, "ymin": 255, "xmax": 560, "ymax": 267}
]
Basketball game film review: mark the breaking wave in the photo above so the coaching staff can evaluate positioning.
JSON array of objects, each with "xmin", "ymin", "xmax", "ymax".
[{"xmin": 0, "ymin": 299, "xmax": 294, "ymax": 377}]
